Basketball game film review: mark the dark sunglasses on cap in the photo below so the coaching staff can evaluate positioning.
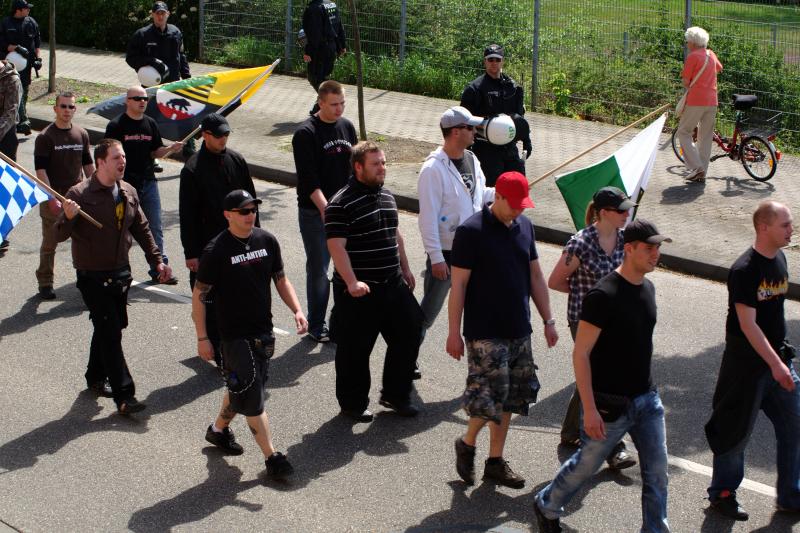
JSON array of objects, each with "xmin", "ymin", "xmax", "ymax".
[
  {"xmin": 127, "ymin": 96, "xmax": 149, "ymax": 102},
  {"xmin": 233, "ymin": 207, "xmax": 258, "ymax": 215},
  {"xmin": 58, "ymin": 104, "xmax": 76, "ymax": 109}
]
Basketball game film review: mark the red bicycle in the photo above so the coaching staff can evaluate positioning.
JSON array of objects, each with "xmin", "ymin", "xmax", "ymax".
[{"xmin": 671, "ymin": 94, "xmax": 782, "ymax": 182}]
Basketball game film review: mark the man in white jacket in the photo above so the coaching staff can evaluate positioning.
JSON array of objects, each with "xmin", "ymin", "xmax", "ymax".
[{"xmin": 416, "ymin": 106, "xmax": 495, "ymax": 377}]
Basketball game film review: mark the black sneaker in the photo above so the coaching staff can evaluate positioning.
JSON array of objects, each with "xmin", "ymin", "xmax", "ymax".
[
  {"xmin": 265, "ymin": 452, "xmax": 294, "ymax": 479},
  {"xmin": 0, "ymin": 239, "xmax": 9, "ymax": 251},
  {"xmin": 412, "ymin": 363, "xmax": 422, "ymax": 380},
  {"xmin": 17, "ymin": 123, "xmax": 31, "ymax": 135},
  {"xmin": 607, "ymin": 446, "xmax": 637, "ymax": 470},
  {"xmin": 710, "ymin": 492, "xmax": 748, "ymax": 521},
  {"xmin": 379, "ymin": 398, "xmax": 419, "ymax": 417},
  {"xmin": 153, "ymin": 161, "xmax": 164, "ymax": 173},
  {"xmin": 38, "ymin": 285, "xmax": 56, "ymax": 300},
  {"xmin": 307, "ymin": 327, "xmax": 331, "ymax": 343},
  {"xmin": 454, "ymin": 438, "xmax": 475, "ymax": 485},
  {"xmin": 483, "ymin": 458, "xmax": 525, "ymax": 489},
  {"xmin": 118, "ymin": 397, "xmax": 146, "ymax": 415},
  {"xmin": 534, "ymin": 500, "xmax": 562, "ymax": 533},
  {"xmin": 87, "ymin": 379, "xmax": 113, "ymax": 398},
  {"xmin": 205, "ymin": 425, "xmax": 244, "ymax": 455},
  {"xmin": 340, "ymin": 408, "xmax": 374, "ymax": 423}
]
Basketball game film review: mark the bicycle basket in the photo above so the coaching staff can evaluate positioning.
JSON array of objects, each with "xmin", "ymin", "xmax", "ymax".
[
  {"xmin": 732, "ymin": 94, "xmax": 757, "ymax": 111},
  {"xmin": 737, "ymin": 107, "xmax": 782, "ymax": 139}
]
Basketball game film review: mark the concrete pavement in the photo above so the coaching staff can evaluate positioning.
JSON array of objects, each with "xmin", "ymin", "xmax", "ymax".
[{"xmin": 26, "ymin": 44, "xmax": 800, "ymax": 296}]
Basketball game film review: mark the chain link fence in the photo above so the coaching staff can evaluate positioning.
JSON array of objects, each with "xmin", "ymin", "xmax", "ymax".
[{"xmin": 201, "ymin": 0, "xmax": 800, "ymax": 151}]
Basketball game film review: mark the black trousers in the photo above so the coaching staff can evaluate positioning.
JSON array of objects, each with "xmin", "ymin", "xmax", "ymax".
[
  {"xmin": 76, "ymin": 268, "xmax": 135, "ymax": 405},
  {"xmin": 307, "ymin": 43, "xmax": 337, "ymax": 92},
  {"xmin": 0, "ymin": 126, "xmax": 18, "ymax": 161},
  {"xmin": 471, "ymin": 141, "xmax": 525, "ymax": 187},
  {"xmin": 332, "ymin": 276, "xmax": 423, "ymax": 411}
]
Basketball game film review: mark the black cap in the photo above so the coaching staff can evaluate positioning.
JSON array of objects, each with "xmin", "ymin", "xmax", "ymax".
[
  {"xmin": 200, "ymin": 113, "xmax": 231, "ymax": 136},
  {"xmin": 223, "ymin": 189, "xmax": 262, "ymax": 211},
  {"xmin": 593, "ymin": 186, "xmax": 637, "ymax": 211},
  {"xmin": 151, "ymin": 1, "xmax": 168, "ymax": 12},
  {"xmin": 623, "ymin": 219, "xmax": 673, "ymax": 244},
  {"xmin": 484, "ymin": 44, "xmax": 504, "ymax": 59},
  {"xmin": 12, "ymin": 0, "xmax": 33, "ymax": 10}
]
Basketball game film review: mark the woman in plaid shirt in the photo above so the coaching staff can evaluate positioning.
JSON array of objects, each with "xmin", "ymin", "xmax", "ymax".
[{"xmin": 548, "ymin": 186, "xmax": 636, "ymax": 469}]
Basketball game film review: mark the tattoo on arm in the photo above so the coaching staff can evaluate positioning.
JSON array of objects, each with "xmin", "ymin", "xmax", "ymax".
[
  {"xmin": 272, "ymin": 270, "xmax": 286, "ymax": 283},
  {"xmin": 564, "ymin": 253, "xmax": 574, "ymax": 266},
  {"xmin": 196, "ymin": 281, "xmax": 213, "ymax": 303}
]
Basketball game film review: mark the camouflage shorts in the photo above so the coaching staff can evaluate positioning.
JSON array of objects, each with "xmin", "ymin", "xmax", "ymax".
[{"xmin": 461, "ymin": 337, "xmax": 540, "ymax": 423}]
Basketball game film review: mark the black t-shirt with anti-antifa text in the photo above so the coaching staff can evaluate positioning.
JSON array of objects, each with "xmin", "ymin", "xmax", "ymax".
[
  {"xmin": 725, "ymin": 247, "xmax": 787, "ymax": 353},
  {"xmin": 580, "ymin": 271, "xmax": 657, "ymax": 398},
  {"xmin": 196, "ymin": 228, "xmax": 284, "ymax": 341}
]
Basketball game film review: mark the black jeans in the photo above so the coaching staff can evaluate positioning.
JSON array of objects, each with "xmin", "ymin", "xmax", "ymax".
[
  {"xmin": 0, "ymin": 126, "xmax": 18, "ymax": 161},
  {"xmin": 76, "ymin": 268, "xmax": 135, "ymax": 406},
  {"xmin": 307, "ymin": 43, "xmax": 336, "ymax": 92},
  {"xmin": 332, "ymin": 276, "xmax": 423, "ymax": 411},
  {"xmin": 471, "ymin": 141, "xmax": 525, "ymax": 187}
]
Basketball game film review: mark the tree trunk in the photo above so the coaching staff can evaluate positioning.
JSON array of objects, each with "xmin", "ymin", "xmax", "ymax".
[{"xmin": 48, "ymin": 0, "xmax": 55, "ymax": 92}]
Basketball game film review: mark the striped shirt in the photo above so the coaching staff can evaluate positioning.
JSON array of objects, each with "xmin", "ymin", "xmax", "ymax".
[{"xmin": 325, "ymin": 177, "xmax": 401, "ymax": 284}]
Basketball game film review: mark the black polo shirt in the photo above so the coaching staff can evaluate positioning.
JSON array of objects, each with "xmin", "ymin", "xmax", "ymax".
[
  {"xmin": 451, "ymin": 205, "xmax": 538, "ymax": 340},
  {"xmin": 324, "ymin": 176, "xmax": 400, "ymax": 284}
]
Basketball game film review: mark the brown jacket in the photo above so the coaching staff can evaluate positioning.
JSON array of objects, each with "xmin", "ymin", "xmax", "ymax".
[
  {"xmin": 55, "ymin": 174, "xmax": 162, "ymax": 271},
  {"xmin": 0, "ymin": 60, "xmax": 20, "ymax": 139}
]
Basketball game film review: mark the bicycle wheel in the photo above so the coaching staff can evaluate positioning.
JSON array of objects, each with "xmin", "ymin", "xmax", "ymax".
[
  {"xmin": 671, "ymin": 129, "xmax": 685, "ymax": 163},
  {"xmin": 740, "ymin": 135, "xmax": 777, "ymax": 182}
]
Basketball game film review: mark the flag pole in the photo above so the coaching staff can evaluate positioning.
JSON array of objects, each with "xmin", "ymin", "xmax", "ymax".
[
  {"xmin": 528, "ymin": 103, "xmax": 671, "ymax": 189},
  {"xmin": 0, "ymin": 150, "xmax": 102, "ymax": 229},
  {"xmin": 162, "ymin": 59, "xmax": 281, "ymax": 157}
]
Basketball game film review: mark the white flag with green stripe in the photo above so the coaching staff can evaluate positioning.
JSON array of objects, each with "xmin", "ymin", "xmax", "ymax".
[{"xmin": 555, "ymin": 114, "xmax": 667, "ymax": 230}]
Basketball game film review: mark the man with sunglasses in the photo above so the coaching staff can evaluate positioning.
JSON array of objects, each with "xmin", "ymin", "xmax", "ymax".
[
  {"xmin": 0, "ymin": 0, "xmax": 41, "ymax": 136},
  {"xmin": 33, "ymin": 91, "xmax": 94, "ymax": 300},
  {"xmin": 460, "ymin": 44, "xmax": 532, "ymax": 187},
  {"xmin": 416, "ymin": 106, "xmax": 494, "ymax": 379},
  {"xmin": 180, "ymin": 113, "xmax": 259, "ymax": 366},
  {"xmin": 192, "ymin": 189, "xmax": 307, "ymax": 478},
  {"xmin": 105, "ymin": 85, "xmax": 182, "ymax": 285}
]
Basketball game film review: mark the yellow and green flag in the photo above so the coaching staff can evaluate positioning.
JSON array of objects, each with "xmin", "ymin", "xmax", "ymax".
[{"xmin": 88, "ymin": 62, "xmax": 277, "ymax": 140}]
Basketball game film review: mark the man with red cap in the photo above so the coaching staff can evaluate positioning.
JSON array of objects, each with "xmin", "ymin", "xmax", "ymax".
[{"xmin": 447, "ymin": 170, "xmax": 558, "ymax": 489}]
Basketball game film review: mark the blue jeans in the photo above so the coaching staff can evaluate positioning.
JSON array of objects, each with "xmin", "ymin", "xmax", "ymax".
[
  {"xmin": 419, "ymin": 253, "xmax": 451, "ymax": 343},
  {"xmin": 298, "ymin": 207, "xmax": 331, "ymax": 336},
  {"xmin": 708, "ymin": 362, "xmax": 800, "ymax": 509},
  {"xmin": 536, "ymin": 390, "xmax": 669, "ymax": 533},
  {"xmin": 139, "ymin": 179, "xmax": 167, "ymax": 277}
]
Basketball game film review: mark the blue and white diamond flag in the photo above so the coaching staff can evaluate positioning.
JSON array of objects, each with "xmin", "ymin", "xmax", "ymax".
[{"xmin": 0, "ymin": 158, "xmax": 51, "ymax": 244}]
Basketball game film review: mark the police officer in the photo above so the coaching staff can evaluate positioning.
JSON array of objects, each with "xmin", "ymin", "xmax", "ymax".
[
  {"xmin": 126, "ymin": 1, "xmax": 193, "ymax": 162},
  {"xmin": 301, "ymin": 0, "xmax": 346, "ymax": 113},
  {"xmin": 0, "ymin": 0, "xmax": 41, "ymax": 136},
  {"xmin": 460, "ymin": 44, "xmax": 532, "ymax": 187}
]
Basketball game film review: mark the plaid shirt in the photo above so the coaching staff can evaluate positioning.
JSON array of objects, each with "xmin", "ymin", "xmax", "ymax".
[{"xmin": 564, "ymin": 225, "xmax": 625, "ymax": 325}]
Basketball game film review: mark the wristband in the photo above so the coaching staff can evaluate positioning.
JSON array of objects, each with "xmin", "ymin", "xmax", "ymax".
[
  {"xmin": 198, "ymin": 336, "xmax": 209, "ymax": 342},
  {"xmin": 543, "ymin": 319, "xmax": 556, "ymax": 326}
]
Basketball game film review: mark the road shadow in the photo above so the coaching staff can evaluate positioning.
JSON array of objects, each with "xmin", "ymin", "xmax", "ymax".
[
  {"xmin": 0, "ymin": 284, "xmax": 85, "ymax": 338},
  {"xmin": 267, "ymin": 337, "xmax": 335, "ymax": 389},
  {"xmin": 272, "ymin": 397, "xmax": 462, "ymax": 491},
  {"xmin": 139, "ymin": 357, "xmax": 222, "ymax": 418},
  {"xmin": 0, "ymin": 390, "xmax": 147, "ymax": 472},
  {"xmin": 127, "ymin": 448, "xmax": 263, "ymax": 532},
  {"xmin": 660, "ymin": 180, "xmax": 706, "ymax": 205},
  {"xmin": 717, "ymin": 174, "xmax": 775, "ymax": 198},
  {"xmin": 267, "ymin": 121, "xmax": 304, "ymax": 137}
]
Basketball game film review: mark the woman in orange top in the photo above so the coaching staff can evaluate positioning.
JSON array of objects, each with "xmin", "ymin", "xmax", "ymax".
[{"xmin": 677, "ymin": 26, "xmax": 723, "ymax": 183}]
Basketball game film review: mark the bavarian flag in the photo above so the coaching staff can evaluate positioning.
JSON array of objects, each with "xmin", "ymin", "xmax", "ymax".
[
  {"xmin": 555, "ymin": 113, "xmax": 667, "ymax": 231},
  {"xmin": 88, "ymin": 63, "xmax": 277, "ymax": 140}
]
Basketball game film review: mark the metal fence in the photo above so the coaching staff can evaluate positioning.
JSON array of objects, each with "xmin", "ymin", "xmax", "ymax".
[{"xmin": 201, "ymin": 0, "xmax": 800, "ymax": 148}]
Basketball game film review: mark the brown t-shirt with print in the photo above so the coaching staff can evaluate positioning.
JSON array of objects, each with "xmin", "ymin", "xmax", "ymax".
[{"xmin": 34, "ymin": 123, "xmax": 93, "ymax": 195}]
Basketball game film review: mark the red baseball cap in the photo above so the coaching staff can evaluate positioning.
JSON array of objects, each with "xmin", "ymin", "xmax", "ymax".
[{"xmin": 495, "ymin": 171, "xmax": 534, "ymax": 209}]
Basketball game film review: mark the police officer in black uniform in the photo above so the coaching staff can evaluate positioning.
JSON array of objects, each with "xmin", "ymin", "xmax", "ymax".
[
  {"xmin": 126, "ymin": 1, "xmax": 193, "ymax": 161},
  {"xmin": 460, "ymin": 44, "xmax": 532, "ymax": 187},
  {"xmin": 302, "ymin": 0, "xmax": 346, "ymax": 112},
  {"xmin": 0, "ymin": 0, "xmax": 41, "ymax": 136}
]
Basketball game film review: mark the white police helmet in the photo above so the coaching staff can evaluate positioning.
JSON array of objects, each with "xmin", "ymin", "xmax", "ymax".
[
  {"xmin": 477, "ymin": 114, "xmax": 517, "ymax": 146},
  {"xmin": 137, "ymin": 65, "xmax": 163, "ymax": 87},
  {"xmin": 6, "ymin": 51, "xmax": 26, "ymax": 72}
]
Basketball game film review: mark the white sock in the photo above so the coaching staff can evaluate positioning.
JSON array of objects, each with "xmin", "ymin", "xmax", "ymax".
[{"xmin": 212, "ymin": 423, "xmax": 224, "ymax": 433}]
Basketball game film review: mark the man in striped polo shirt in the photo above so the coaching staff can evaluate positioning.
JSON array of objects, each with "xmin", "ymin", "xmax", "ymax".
[{"xmin": 325, "ymin": 140, "xmax": 424, "ymax": 423}]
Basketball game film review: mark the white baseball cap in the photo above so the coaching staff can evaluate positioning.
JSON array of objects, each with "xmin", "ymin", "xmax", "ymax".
[{"xmin": 440, "ymin": 106, "xmax": 483, "ymax": 129}]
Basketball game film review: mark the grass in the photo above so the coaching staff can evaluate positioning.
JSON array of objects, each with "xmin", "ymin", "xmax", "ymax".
[{"xmin": 28, "ymin": 77, "xmax": 123, "ymax": 106}]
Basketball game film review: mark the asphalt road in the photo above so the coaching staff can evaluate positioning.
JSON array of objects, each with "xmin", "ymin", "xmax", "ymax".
[{"xmin": 1, "ymin": 136, "xmax": 798, "ymax": 532}]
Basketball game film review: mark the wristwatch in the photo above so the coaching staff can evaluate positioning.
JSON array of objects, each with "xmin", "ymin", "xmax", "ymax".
[{"xmin": 543, "ymin": 318, "xmax": 556, "ymax": 326}]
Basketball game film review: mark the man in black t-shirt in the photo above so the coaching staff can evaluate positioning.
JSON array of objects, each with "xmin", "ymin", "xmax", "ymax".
[
  {"xmin": 192, "ymin": 189, "xmax": 307, "ymax": 479},
  {"xmin": 105, "ymin": 85, "xmax": 182, "ymax": 284},
  {"xmin": 447, "ymin": 171, "xmax": 557, "ymax": 490},
  {"xmin": 705, "ymin": 201, "xmax": 799, "ymax": 521},
  {"xmin": 292, "ymin": 80, "xmax": 357, "ymax": 343},
  {"xmin": 535, "ymin": 219, "xmax": 672, "ymax": 533}
]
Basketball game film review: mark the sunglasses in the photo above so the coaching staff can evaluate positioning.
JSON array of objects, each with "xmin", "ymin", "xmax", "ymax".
[
  {"xmin": 233, "ymin": 207, "xmax": 258, "ymax": 215},
  {"xmin": 485, "ymin": 57, "xmax": 503, "ymax": 63},
  {"xmin": 208, "ymin": 131, "xmax": 230, "ymax": 138},
  {"xmin": 454, "ymin": 125, "xmax": 475, "ymax": 131},
  {"xmin": 127, "ymin": 96, "xmax": 149, "ymax": 102},
  {"xmin": 604, "ymin": 207, "xmax": 629, "ymax": 214},
  {"xmin": 58, "ymin": 104, "xmax": 76, "ymax": 109}
]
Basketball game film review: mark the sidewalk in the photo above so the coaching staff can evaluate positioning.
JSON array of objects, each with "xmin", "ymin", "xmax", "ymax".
[{"xmin": 28, "ymin": 44, "xmax": 800, "ymax": 296}]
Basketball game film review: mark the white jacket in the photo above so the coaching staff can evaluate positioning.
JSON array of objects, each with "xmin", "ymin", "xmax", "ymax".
[{"xmin": 417, "ymin": 146, "xmax": 495, "ymax": 264}]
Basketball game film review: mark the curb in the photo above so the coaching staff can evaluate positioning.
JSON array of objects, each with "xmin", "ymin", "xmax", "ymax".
[{"xmin": 28, "ymin": 113, "xmax": 800, "ymax": 300}]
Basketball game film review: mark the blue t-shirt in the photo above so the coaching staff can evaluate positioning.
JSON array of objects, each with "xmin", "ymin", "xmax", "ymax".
[{"xmin": 450, "ymin": 205, "xmax": 538, "ymax": 340}]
